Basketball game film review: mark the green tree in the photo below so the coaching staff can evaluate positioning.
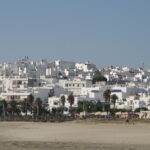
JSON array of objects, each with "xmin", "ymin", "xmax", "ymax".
[
  {"xmin": 60, "ymin": 95, "xmax": 66, "ymax": 107},
  {"xmin": 83, "ymin": 101, "xmax": 94, "ymax": 113},
  {"xmin": 135, "ymin": 107, "xmax": 148, "ymax": 112},
  {"xmin": 77, "ymin": 101, "xmax": 84, "ymax": 113},
  {"xmin": 60, "ymin": 95, "xmax": 66, "ymax": 114},
  {"xmin": 27, "ymin": 94, "xmax": 34, "ymax": 114},
  {"xmin": 92, "ymin": 70, "xmax": 107, "ymax": 84},
  {"xmin": 103, "ymin": 89, "xmax": 111, "ymax": 103},
  {"xmin": 34, "ymin": 98, "xmax": 42, "ymax": 117},
  {"xmin": 103, "ymin": 90, "xmax": 111, "ymax": 116},
  {"xmin": 20, "ymin": 98, "xmax": 28, "ymax": 117},
  {"xmin": 104, "ymin": 104, "xmax": 110, "ymax": 112},
  {"xmin": 7, "ymin": 100, "xmax": 20, "ymax": 117},
  {"xmin": 111, "ymin": 94, "xmax": 118, "ymax": 109},
  {"xmin": 0, "ymin": 100, "xmax": 7, "ymax": 119},
  {"xmin": 67, "ymin": 93, "xmax": 74, "ymax": 108},
  {"xmin": 93, "ymin": 103, "xmax": 103, "ymax": 112},
  {"xmin": 77, "ymin": 101, "xmax": 103, "ymax": 113}
]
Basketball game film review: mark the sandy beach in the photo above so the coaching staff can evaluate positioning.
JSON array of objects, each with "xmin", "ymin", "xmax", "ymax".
[{"xmin": 0, "ymin": 121, "xmax": 150, "ymax": 150}]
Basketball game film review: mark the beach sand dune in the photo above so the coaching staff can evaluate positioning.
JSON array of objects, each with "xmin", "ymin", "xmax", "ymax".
[{"xmin": 0, "ymin": 122, "xmax": 150, "ymax": 150}]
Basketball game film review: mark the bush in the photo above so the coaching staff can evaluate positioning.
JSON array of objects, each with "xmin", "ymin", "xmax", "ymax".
[{"xmin": 135, "ymin": 107, "xmax": 148, "ymax": 112}]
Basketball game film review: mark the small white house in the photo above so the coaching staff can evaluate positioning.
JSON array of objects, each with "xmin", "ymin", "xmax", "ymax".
[{"xmin": 48, "ymin": 95, "xmax": 78, "ymax": 114}]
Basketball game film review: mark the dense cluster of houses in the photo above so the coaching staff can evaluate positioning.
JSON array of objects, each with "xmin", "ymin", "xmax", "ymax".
[{"xmin": 0, "ymin": 57, "xmax": 150, "ymax": 115}]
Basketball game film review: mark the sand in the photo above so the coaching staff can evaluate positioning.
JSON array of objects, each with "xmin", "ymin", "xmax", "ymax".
[{"xmin": 0, "ymin": 121, "xmax": 150, "ymax": 150}]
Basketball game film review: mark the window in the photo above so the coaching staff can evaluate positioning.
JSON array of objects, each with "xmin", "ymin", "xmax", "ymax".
[{"xmin": 54, "ymin": 102, "xmax": 58, "ymax": 105}]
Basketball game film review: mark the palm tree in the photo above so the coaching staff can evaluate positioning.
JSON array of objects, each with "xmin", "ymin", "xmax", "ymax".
[
  {"xmin": 111, "ymin": 94, "xmax": 118, "ymax": 109},
  {"xmin": 103, "ymin": 89, "xmax": 111, "ymax": 103},
  {"xmin": 20, "ymin": 98, "xmax": 28, "ymax": 117},
  {"xmin": 60, "ymin": 95, "xmax": 66, "ymax": 114},
  {"xmin": 34, "ymin": 98, "xmax": 42, "ymax": 117},
  {"xmin": 60, "ymin": 95, "xmax": 66, "ymax": 107},
  {"xmin": 103, "ymin": 89, "xmax": 111, "ymax": 117},
  {"xmin": 0, "ymin": 100, "xmax": 7, "ymax": 120},
  {"xmin": 67, "ymin": 93, "xmax": 74, "ymax": 108},
  {"xmin": 67, "ymin": 93, "xmax": 75, "ymax": 115},
  {"xmin": 7, "ymin": 100, "xmax": 18, "ymax": 119},
  {"xmin": 27, "ymin": 94, "xmax": 34, "ymax": 115}
]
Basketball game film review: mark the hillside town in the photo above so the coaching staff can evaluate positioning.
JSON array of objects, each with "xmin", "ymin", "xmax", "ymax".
[{"xmin": 0, "ymin": 57, "xmax": 150, "ymax": 119}]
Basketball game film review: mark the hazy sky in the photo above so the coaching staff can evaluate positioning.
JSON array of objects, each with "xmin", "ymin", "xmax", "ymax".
[{"xmin": 0, "ymin": 0, "xmax": 150, "ymax": 68}]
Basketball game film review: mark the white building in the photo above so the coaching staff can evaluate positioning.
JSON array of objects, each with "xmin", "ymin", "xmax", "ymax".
[
  {"xmin": 0, "ymin": 92, "xmax": 31, "ymax": 101},
  {"xmin": 59, "ymin": 79, "xmax": 92, "ymax": 95}
]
